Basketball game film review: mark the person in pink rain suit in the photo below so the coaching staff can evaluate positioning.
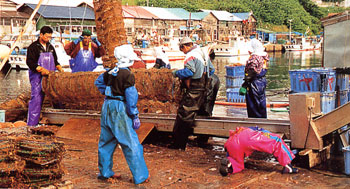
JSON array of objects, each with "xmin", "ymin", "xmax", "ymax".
[{"xmin": 219, "ymin": 127, "xmax": 298, "ymax": 176}]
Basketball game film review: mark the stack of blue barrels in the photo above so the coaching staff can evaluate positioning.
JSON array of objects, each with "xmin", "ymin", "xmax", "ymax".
[
  {"xmin": 225, "ymin": 65, "xmax": 245, "ymax": 103},
  {"xmin": 289, "ymin": 68, "xmax": 336, "ymax": 113}
]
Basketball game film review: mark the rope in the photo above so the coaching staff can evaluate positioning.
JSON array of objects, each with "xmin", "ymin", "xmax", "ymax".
[
  {"xmin": 35, "ymin": 0, "xmax": 49, "ymax": 25},
  {"xmin": 304, "ymin": 106, "xmax": 313, "ymax": 149},
  {"xmin": 81, "ymin": 3, "xmax": 88, "ymax": 26},
  {"xmin": 69, "ymin": 5, "xmax": 72, "ymax": 40}
]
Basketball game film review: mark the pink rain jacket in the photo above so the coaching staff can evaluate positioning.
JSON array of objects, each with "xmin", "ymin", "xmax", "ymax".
[{"xmin": 224, "ymin": 127, "xmax": 295, "ymax": 174}]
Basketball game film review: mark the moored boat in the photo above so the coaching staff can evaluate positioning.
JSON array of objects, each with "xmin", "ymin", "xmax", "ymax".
[
  {"xmin": 213, "ymin": 36, "xmax": 250, "ymax": 57},
  {"xmin": 283, "ymin": 37, "xmax": 323, "ymax": 51}
]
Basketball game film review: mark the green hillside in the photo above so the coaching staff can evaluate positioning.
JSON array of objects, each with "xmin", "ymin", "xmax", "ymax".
[{"xmin": 122, "ymin": 0, "xmax": 348, "ymax": 35}]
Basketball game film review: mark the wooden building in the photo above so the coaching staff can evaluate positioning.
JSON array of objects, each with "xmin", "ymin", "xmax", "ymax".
[{"xmin": 0, "ymin": 0, "xmax": 33, "ymax": 37}]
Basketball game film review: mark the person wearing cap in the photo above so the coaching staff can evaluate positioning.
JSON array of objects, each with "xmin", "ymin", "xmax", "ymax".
[
  {"xmin": 170, "ymin": 37, "xmax": 215, "ymax": 150},
  {"xmin": 26, "ymin": 26, "xmax": 64, "ymax": 127},
  {"xmin": 94, "ymin": 44, "xmax": 149, "ymax": 184},
  {"xmin": 64, "ymin": 29, "xmax": 105, "ymax": 72},
  {"xmin": 240, "ymin": 37, "xmax": 268, "ymax": 118},
  {"xmin": 219, "ymin": 126, "xmax": 298, "ymax": 176}
]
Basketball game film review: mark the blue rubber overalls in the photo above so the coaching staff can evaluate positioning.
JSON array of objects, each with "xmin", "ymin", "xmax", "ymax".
[
  {"xmin": 70, "ymin": 42, "xmax": 98, "ymax": 72},
  {"xmin": 246, "ymin": 69, "xmax": 267, "ymax": 118},
  {"xmin": 27, "ymin": 52, "xmax": 55, "ymax": 126},
  {"xmin": 94, "ymin": 68, "xmax": 149, "ymax": 184}
]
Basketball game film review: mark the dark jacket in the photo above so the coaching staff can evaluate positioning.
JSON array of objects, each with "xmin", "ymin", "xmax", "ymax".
[{"xmin": 26, "ymin": 39, "xmax": 60, "ymax": 72}]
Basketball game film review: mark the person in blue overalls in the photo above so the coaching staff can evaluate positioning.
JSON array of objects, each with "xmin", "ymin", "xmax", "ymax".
[
  {"xmin": 26, "ymin": 26, "xmax": 64, "ymax": 127},
  {"xmin": 240, "ymin": 37, "xmax": 268, "ymax": 118},
  {"xmin": 64, "ymin": 29, "xmax": 105, "ymax": 72},
  {"xmin": 94, "ymin": 44, "xmax": 149, "ymax": 184}
]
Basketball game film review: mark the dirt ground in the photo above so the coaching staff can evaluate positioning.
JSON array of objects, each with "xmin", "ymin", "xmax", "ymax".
[{"xmin": 58, "ymin": 128, "xmax": 350, "ymax": 189}]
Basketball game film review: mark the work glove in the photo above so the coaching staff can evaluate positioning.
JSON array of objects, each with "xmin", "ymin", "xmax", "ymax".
[
  {"xmin": 239, "ymin": 81, "xmax": 248, "ymax": 96},
  {"xmin": 73, "ymin": 36, "xmax": 84, "ymax": 45},
  {"xmin": 92, "ymin": 37, "xmax": 101, "ymax": 47},
  {"xmin": 239, "ymin": 86, "xmax": 247, "ymax": 96},
  {"xmin": 56, "ymin": 65, "xmax": 64, "ymax": 72},
  {"xmin": 36, "ymin": 66, "xmax": 50, "ymax": 75},
  {"xmin": 172, "ymin": 70, "xmax": 177, "ymax": 77},
  {"xmin": 132, "ymin": 116, "xmax": 141, "ymax": 130}
]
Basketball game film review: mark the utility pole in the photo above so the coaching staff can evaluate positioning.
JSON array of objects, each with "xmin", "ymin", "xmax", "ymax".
[{"xmin": 288, "ymin": 19, "xmax": 293, "ymax": 43}]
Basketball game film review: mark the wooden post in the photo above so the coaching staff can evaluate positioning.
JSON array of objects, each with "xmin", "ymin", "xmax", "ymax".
[{"xmin": 0, "ymin": 0, "xmax": 43, "ymax": 71}]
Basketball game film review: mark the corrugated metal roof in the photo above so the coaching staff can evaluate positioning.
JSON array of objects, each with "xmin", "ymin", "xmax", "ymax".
[
  {"xmin": 141, "ymin": 6, "xmax": 182, "ymax": 20},
  {"xmin": 11, "ymin": 0, "xmax": 92, "ymax": 7},
  {"xmin": 165, "ymin": 8, "xmax": 190, "ymax": 20},
  {"xmin": 201, "ymin": 9, "xmax": 241, "ymax": 21},
  {"xmin": 123, "ymin": 6, "xmax": 157, "ymax": 19},
  {"xmin": 1, "ymin": 11, "xmax": 30, "ymax": 18},
  {"xmin": 123, "ymin": 10, "xmax": 135, "ymax": 18},
  {"xmin": 23, "ymin": 3, "xmax": 95, "ymax": 19},
  {"xmin": 190, "ymin": 12, "xmax": 209, "ymax": 20},
  {"xmin": 233, "ymin": 12, "xmax": 250, "ymax": 20}
]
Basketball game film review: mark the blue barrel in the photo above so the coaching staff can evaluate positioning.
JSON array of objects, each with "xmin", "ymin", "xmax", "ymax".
[
  {"xmin": 336, "ymin": 73, "xmax": 349, "ymax": 91},
  {"xmin": 142, "ymin": 40, "xmax": 148, "ymax": 48},
  {"xmin": 343, "ymin": 146, "xmax": 350, "ymax": 175},
  {"xmin": 320, "ymin": 91, "xmax": 336, "ymax": 114}
]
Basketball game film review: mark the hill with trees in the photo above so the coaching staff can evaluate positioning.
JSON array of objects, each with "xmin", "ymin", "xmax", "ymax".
[{"xmin": 123, "ymin": 0, "xmax": 348, "ymax": 35}]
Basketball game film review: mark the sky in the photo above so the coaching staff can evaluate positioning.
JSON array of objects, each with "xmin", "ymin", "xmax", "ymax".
[{"xmin": 11, "ymin": 0, "xmax": 93, "ymax": 7}]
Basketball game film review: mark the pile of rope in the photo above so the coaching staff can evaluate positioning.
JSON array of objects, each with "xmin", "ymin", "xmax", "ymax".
[
  {"xmin": 0, "ymin": 130, "xmax": 65, "ymax": 188},
  {"xmin": 41, "ymin": 69, "xmax": 182, "ymax": 114}
]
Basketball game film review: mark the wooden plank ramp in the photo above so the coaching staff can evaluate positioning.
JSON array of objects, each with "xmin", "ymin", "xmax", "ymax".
[{"xmin": 56, "ymin": 118, "xmax": 154, "ymax": 144}]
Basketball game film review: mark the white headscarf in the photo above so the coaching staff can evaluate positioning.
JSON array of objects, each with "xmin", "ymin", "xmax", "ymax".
[
  {"xmin": 249, "ymin": 38, "xmax": 267, "ymax": 57},
  {"xmin": 114, "ymin": 44, "xmax": 139, "ymax": 68}
]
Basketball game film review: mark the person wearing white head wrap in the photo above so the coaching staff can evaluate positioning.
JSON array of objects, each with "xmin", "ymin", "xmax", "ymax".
[
  {"xmin": 250, "ymin": 38, "xmax": 267, "ymax": 57},
  {"xmin": 152, "ymin": 47, "xmax": 170, "ymax": 69},
  {"xmin": 114, "ymin": 44, "xmax": 139, "ymax": 68},
  {"xmin": 240, "ymin": 37, "xmax": 269, "ymax": 118},
  {"xmin": 94, "ymin": 44, "xmax": 149, "ymax": 184}
]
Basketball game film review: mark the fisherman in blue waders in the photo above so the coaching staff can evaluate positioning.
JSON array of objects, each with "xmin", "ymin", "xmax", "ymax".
[
  {"xmin": 64, "ymin": 29, "xmax": 105, "ymax": 72},
  {"xmin": 240, "ymin": 36, "xmax": 268, "ymax": 118},
  {"xmin": 26, "ymin": 26, "xmax": 64, "ymax": 127},
  {"xmin": 94, "ymin": 44, "xmax": 149, "ymax": 184}
]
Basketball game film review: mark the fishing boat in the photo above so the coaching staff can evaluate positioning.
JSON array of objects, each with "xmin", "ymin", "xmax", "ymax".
[
  {"xmin": 283, "ymin": 37, "xmax": 323, "ymax": 51},
  {"xmin": 134, "ymin": 47, "xmax": 185, "ymax": 69},
  {"xmin": 213, "ymin": 36, "xmax": 250, "ymax": 57}
]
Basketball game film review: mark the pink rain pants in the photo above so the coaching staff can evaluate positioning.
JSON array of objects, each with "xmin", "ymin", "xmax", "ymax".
[{"xmin": 224, "ymin": 127, "xmax": 295, "ymax": 174}]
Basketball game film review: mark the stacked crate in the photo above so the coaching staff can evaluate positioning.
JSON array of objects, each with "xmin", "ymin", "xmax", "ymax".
[
  {"xmin": 336, "ymin": 73, "xmax": 350, "ymax": 107},
  {"xmin": 289, "ymin": 68, "xmax": 336, "ymax": 113},
  {"xmin": 225, "ymin": 65, "xmax": 245, "ymax": 103}
]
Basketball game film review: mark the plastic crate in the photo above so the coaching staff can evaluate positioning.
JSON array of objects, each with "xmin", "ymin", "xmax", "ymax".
[
  {"xmin": 226, "ymin": 88, "xmax": 245, "ymax": 103},
  {"xmin": 336, "ymin": 73, "xmax": 349, "ymax": 91},
  {"xmin": 289, "ymin": 68, "xmax": 336, "ymax": 93},
  {"xmin": 225, "ymin": 65, "xmax": 245, "ymax": 77},
  {"xmin": 225, "ymin": 76, "xmax": 244, "ymax": 88},
  {"xmin": 337, "ymin": 90, "xmax": 349, "ymax": 107},
  {"xmin": 311, "ymin": 68, "xmax": 336, "ymax": 92},
  {"xmin": 320, "ymin": 91, "xmax": 336, "ymax": 114}
]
